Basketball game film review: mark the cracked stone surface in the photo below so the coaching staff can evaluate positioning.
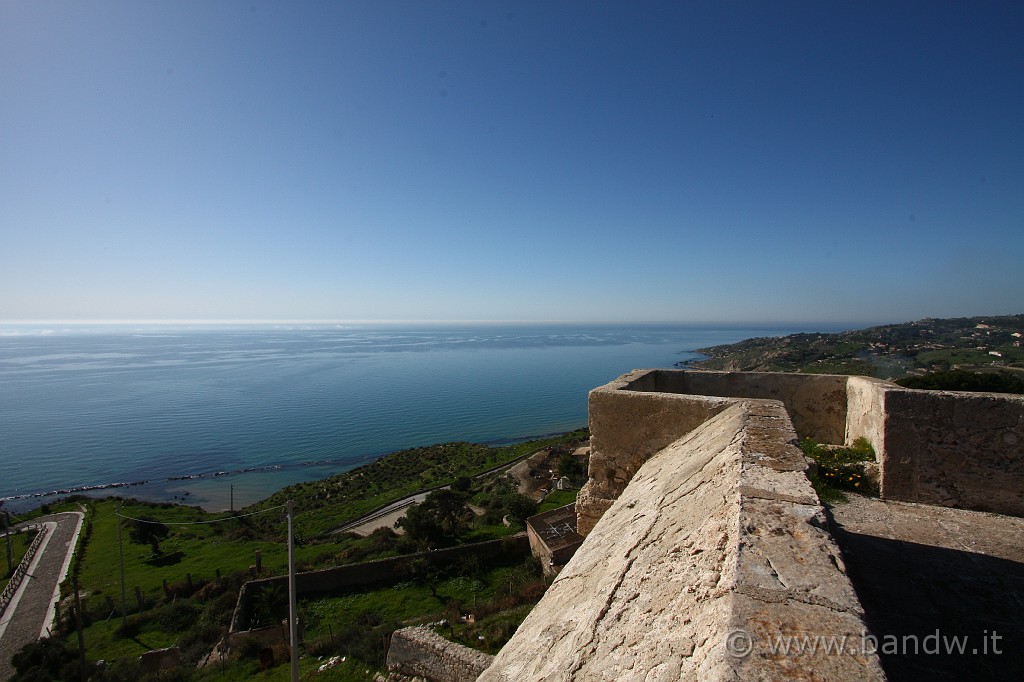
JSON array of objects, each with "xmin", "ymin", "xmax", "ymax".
[{"xmin": 478, "ymin": 403, "xmax": 883, "ymax": 682}]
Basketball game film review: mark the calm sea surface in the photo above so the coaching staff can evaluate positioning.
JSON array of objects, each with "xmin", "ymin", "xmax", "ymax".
[{"xmin": 0, "ymin": 323, "xmax": 819, "ymax": 511}]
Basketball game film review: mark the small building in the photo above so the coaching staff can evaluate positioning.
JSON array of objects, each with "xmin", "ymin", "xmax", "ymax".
[{"xmin": 525, "ymin": 504, "xmax": 583, "ymax": 577}]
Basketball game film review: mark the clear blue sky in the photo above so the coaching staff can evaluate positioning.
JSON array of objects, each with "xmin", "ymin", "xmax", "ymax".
[{"xmin": 2, "ymin": 1, "xmax": 1022, "ymax": 325}]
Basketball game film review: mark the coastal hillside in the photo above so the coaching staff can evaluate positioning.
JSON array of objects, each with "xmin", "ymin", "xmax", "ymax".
[{"xmin": 685, "ymin": 315, "xmax": 1024, "ymax": 379}]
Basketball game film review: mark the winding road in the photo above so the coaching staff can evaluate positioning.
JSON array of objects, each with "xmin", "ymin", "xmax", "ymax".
[{"xmin": 0, "ymin": 512, "xmax": 83, "ymax": 681}]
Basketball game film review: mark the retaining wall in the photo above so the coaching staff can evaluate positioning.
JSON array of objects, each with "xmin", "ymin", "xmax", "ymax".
[
  {"xmin": 231, "ymin": 535, "xmax": 530, "ymax": 632},
  {"xmin": 387, "ymin": 626, "xmax": 492, "ymax": 682}
]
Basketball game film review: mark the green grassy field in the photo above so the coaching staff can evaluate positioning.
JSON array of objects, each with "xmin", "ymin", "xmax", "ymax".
[
  {"xmin": 17, "ymin": 430, "xmax": 588, "ymax": 681},
  {"xmin": 537, "ymin": 489, "xmax": 578, "ymax": 514}
]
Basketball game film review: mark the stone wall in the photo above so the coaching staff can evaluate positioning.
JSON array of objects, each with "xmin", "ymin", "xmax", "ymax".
[
  {"xmin": 579, "ymin": 370, "xmax": 732, "ymax": 535},
  {"xmin": 479, "ymin": 402, "xmax": 884, "ymax": 681},
  {"xmin": 477, "ymin": 368, "xmax": 1022, "ymax": 681},
  {"xmin": 231, "ymin": 535, "xmax": 529, "ymax": 632},
  {"xmin": 844, "ymin": 375, "xmax": 890, "ymax": 451},
  {"xmin": 843, "ymin": 375, "xmax": 1024, "ymax": 515},
  {"xmin": 386, "ymin": 626, "xmax": 492, "ymax": 682},
  {"xmin": 881, "ymin": 388, "xmax": 1024, "ymax": 515},
  {"xmin": 656, "ymin": 369, "xmax": 850, "ymax": 443},
  {"xmin": 585, "ymin": 368, "xmax": 1024, "ymax": 520}
]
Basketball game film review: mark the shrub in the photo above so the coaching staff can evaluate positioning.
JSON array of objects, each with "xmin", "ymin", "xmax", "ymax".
[
  {"xmin": 177, "ymin": 622, "xmax": 224, "ymax": 667},
  {"xmin": 896, "ymin": 369, "xmax": 1024, "ymax": 394},
  {"xmin": 151, "ymin": 601, "xmax": 199, "ymax": 632},
  {"xmin": 800, "ymin": 437, "xmax": 878, "ymax": 499}
]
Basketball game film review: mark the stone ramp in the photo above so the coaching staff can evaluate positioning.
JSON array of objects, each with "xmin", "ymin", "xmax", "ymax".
[
  {"xmin": 479, "ymin": 402, "xmax": 884, "ymax": 681},
  {"xmin": 830, "ymin": 495, "xmax": 1024, "ymax": 681}
]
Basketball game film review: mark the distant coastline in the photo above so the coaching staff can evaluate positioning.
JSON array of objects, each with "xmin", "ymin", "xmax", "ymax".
[
  {"xmin": 0, "ymin": 427, "xmax": 589, "ymax": 514},
  {"xmin": 0, "ymin": 323, "xmax": 815, "ymax": 511}
]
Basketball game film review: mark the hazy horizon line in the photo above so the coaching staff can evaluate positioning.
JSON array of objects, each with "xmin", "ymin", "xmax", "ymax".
[{"xmin": 0, "ymin": 316, "xmax": 933, "ymax": 332}]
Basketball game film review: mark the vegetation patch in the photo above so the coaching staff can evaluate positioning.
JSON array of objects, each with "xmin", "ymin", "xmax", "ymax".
[
  {"xmin": 537, "ymin": 489, "xmax": 578, "ymax": 514},
  {"xmin": 895, "ymin": 369, "xmax": 1024, "ymax": 394},
  {"xmin": 689, "ymin": 314, "xmax": 1024, "ymax": 378},
  {"xmin": 11, "ymin": 431, "xmax": 589, "ymax": 681},
  {"xmin": 249, "ymin": 429, "xmax": 589, "ymax": 538},
  {"xmin": 801, "ymin": 437, "xmax": 878, "ymax": 503}
]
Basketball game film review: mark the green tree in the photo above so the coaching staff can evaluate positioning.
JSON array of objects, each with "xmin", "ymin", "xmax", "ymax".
[
  {"xmin": 397, "ymin": 489, "xmax": 470, "ymax": 545},
  {"xmin": 500, "ymin": 493, "xmax": 538, "ymax": 525},
  {"xmin": 251, "ymin": 583, "xmax": 286, "ymax": 628},
  {"xmin": 127, "ymin": 517, "xmax": 170, "ymax": 556},
  {"xmin": 558, "ymin": 452, "xmax": 585, "ymax": 480}
]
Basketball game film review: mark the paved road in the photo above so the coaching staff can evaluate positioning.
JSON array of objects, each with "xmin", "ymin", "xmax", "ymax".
[
  {"xmin": 0, "ymin": 512, "xmax": 83, "ymax": 681},
  {"xmin": 331, "ymin": 450, "xmax": 543, "ymax": 537},
  {"xmin": 333, "ymin": 493, "xmax": 428, "ymax": 536}
]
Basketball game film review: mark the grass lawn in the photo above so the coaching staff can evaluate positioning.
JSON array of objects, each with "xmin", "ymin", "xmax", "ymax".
[
  {"xmin": 537, "ymin": 489, "xmax": 577, "ymax": 514},
  {"xmin": 71, "ymin": 497, "xmax": 358, "ymax": 663}
]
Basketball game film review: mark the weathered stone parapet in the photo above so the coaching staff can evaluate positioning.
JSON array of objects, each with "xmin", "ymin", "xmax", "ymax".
[
  {"xmin": 585, "ymin": 368, "xmax": 1024, "ymax": 519},
  {"xmin": 481, "ymin": 368, "xmax": 1024, "ymax": 681},
  {"xmin": 580, "ymin": 370, "xmax": 731, "ymax": 536},
  {"xmin": 880, "ymin": 388, "xmax": 1024, "ymax": 515},
  {"xmin": 844, "ymin": 376, "xmax": 891, "ymax": 452},
  {"xmin": 480, "ymin": 402, "xmax": 884, "ymax": 681},
  {"xmin": 386, "ymin": 626, "xmax": 492, "ymax": 682},
  {"xmin": 844, "ymin": 375, "xmax": 1024, "ymax": 515},
  {"xmin": 662, "ymin": 369, "xmax": 850, "ymax": 443}
]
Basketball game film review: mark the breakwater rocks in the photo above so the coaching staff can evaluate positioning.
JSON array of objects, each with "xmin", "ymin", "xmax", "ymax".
[{"xmin": 1, "ymin": 479, "xmax": 149, "ymax": 504}]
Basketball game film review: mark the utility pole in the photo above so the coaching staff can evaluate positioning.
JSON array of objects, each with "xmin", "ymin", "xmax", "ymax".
[
  {"xmin": 230, "ymin": 484, "xmax": 234, "ymax": 513},
  {"xmin": 74, "ymin": 578, "xmax": 87, "ymax": 682},
  {"xmin": 117, "ymin": 504, "xmax": 128, "ymax": 627},
  {"xmin": 287, "ymin": 500, "xmax": 298, "ymax": 682},
  {"xmin": 4, "ymin": 509, "xmax": 11, "ymax": 576}
]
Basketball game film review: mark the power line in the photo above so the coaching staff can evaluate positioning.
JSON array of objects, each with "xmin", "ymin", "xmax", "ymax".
[{"xmin": 116, "ymin": 504, "xmax": 287, "ymax": 525}]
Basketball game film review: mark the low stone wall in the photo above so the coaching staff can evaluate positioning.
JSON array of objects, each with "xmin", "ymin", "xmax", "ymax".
[
  {"xmin": 843, "ymin": 375, "xmax": 1024, "ymax": 515},
  {"xmin": 138, "ymin": 647, "xmax": 181, "ymax": 674},
  {"xmin": 231, "ymin": 535, "xmax": 530, "ymax": 632},
  {"xmin": 479, "ymin": 401, "xmax": 884, "ymax": 681},
  {"xmin": 386, "ymin": 626, "xmax": 492, "ymax": 682},
  {"xmin": 655, "ymin": 369, "xmax": 850, "ymax": 443}
]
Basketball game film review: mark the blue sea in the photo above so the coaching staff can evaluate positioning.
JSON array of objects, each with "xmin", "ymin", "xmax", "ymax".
[{"xmin": 0, "ymin": 322, "xmax": 818, "ymax": 512}]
